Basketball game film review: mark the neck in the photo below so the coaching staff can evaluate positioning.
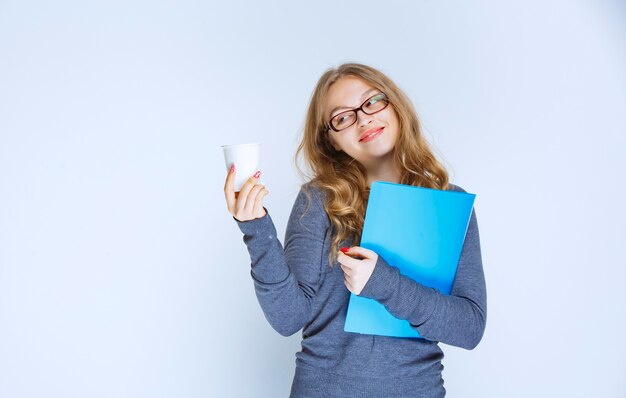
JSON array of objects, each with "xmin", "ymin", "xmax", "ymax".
[{"xmin": 364, "ymin": 158, "xmax": 401, "ymax": 187}]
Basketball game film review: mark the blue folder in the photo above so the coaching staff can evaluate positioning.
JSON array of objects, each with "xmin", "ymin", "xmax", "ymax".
[{"xmin": 344, "ymin": 181, "xmax": 476, "ymax": 338}]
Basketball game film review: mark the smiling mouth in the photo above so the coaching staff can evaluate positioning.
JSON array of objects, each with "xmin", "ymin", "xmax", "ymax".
[{"xmin": 359, "ymin": 127, "xmax": 384, "ymax": 142}]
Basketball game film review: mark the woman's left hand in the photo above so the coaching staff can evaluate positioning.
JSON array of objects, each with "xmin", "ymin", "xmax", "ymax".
[{"xmin": 338, "ymin": 246, "xmax": 378, "ymax": 295}]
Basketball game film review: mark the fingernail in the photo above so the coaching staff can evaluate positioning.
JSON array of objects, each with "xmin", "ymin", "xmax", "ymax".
[
  {"xmin": 229, "ymin": 164, "xmax": 235, "ymax": 173},
  {"xmin": 253, "ymin": 171, "xmax": 261, "ymax": 179},
  {"xmin": 340, "ymin": 247, "xmax": 350, "ymax": 253}
]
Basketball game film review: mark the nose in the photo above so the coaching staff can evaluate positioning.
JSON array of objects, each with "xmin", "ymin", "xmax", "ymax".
[{"xmin": 356, "ymin": 109, "xmax": 373, "ymax": 127}]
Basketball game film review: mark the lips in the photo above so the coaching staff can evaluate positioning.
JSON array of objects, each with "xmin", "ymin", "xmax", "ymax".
[{"xmin": 359, "ymin": 127, "xmax": 384, "ymax": 142}]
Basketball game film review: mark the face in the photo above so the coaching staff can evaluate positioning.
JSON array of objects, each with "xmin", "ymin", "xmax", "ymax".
[{"xmin": 324, "ymin": 76, "xmax": 400, "ymax": 169}]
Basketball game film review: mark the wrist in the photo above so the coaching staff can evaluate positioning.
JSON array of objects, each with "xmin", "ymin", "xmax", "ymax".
[{"xmin": 359, "ymin": 255, "xmax": 394, "ymax": 300}]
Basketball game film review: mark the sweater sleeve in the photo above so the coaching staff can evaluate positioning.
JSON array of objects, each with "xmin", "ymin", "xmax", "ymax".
[
  {"xmin": 359, "ymin": 186, "xmax": 487, "ymax": 350},
  {"xmin": 235, "ymin": 184, "xmax": 329, "ymax": 337}
]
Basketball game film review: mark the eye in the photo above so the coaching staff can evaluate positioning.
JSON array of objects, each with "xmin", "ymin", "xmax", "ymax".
[
  {"xmin": 337, "ymin": 114, "xmax": 351, "ymax": 123},
  {"xmin": 332, "ymin": 111, "xmax": 355, "ymax": 127},
  {"xmin": 363, "ymin": 94, "xmax": 388, "ymax": 113},
  {"xmin": 366, "ymin": 94, "xmax": 385, "ymax": 107}
]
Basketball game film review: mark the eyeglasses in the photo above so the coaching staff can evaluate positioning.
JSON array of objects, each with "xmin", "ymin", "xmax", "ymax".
[{"xmin": 326, "ymin": 93, "xmax": 390, "ymax": 132}]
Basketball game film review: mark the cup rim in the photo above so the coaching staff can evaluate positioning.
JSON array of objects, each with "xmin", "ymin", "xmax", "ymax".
[{"xmin": 221, "ymin": 142, "xmax": 261, "ymax": 149}]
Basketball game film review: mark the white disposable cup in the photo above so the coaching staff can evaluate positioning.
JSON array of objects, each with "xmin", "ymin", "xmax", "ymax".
[{"xmin": 221, "ymin": 143, "xmax": 261, "ymax": 192}]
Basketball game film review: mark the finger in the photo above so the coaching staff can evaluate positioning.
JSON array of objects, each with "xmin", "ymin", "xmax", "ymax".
[
  {"xmin": 224, "ymin": 164, "xmax": 237, "ymax": 212},
  {"xmin": 235, "ymin": 172, "xmax": 262, "ymax": 214},
  {"xmin": 344, "ymin": 246, "xmax": 375, "ymax": 259},
  {"xmin": 340, "ymin": 247, "xmax": 365, "ymax": 260},
  {"xmin": 338, "ymin": 252, "xmax": 356, "ymax": 269},
  {"xmin": 337, "ymin": 252, "xmax": 359, "ymax": 269},
  {"xmin": 252, "ymin": 189, "xmax": 269, "ymax": 217},
  {"xmin": 339, "ymin": 263, "xmax": 353, "ymax": 277},
  {"xmin": 244, "ymin": 184, "xmax": 265, "ymax": 214}
]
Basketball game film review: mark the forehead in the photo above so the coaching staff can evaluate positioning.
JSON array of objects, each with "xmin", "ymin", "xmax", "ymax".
[{"xmin": 325, "ymin": 76, "xmax": 375, "ymax": 114}]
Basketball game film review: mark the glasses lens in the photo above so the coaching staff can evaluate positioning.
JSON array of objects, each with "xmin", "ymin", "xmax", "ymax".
[
  {"xmin": 363, "ymin": 93, "xmax": 388, "ymax": 114},
  {"xmin": 331, "ymin": 111, "xmax": 357, "ymax": 131},
  {"xmin": 328, "ymin": 93, "xmax": 389, "ymax": 132}
]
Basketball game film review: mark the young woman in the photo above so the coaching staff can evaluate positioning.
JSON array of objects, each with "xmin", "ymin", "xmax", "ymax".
[{"xmin": 223, "ymin": 63, "xmax": 486, "ymax": 398}]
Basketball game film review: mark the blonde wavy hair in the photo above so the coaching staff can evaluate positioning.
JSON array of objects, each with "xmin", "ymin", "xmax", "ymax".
[{"xmin": 295, "ymin": 63, "xmax": 449, "ymax": 265}]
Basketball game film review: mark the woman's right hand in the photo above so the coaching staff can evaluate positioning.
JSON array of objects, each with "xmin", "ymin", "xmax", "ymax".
[{"xmin": 224, "ymin": 165, "xmax": 269, "ymax": 222}]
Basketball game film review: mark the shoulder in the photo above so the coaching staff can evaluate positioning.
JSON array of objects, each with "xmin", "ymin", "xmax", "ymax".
[
  {"xmin": 291, "ymin": 181, "xmax": 327, "ymax": 217},
  {"xmin": 447, "ymin": 183, "xmax": 478, "ymax": 222},
  {"xmin": 447, "ymin": 183, "xmax": 467, "ymax": 193},
  {"xmin": 287, "ymin": 181, "xmax": 330, "ymax": 229},
  {"xmin": 301, "ymin": 180, "xmax": 326, "ymax": 195},
  {"xmin": 298, "ymin": 181, "xmax": 328, "ymax": 205}
]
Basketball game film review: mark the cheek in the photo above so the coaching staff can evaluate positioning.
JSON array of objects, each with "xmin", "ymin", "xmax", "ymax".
[
  {"xmin": 390, "ymin": 115, "xmax": 401, "ymax": 135},
  {"xmin": 390, "ymin": 111, "xmax": 400, "ymax": 127},
  {"xmin": 328, "ymin": 134, "xmax": 344, "ymax": 151},
  {"xmin": 387, "ymin": 117, "xmax": 401, "ymax": 144},
  {"xmin": 381, "ymin": 108, "xmax": 399, "ymax": 128}
]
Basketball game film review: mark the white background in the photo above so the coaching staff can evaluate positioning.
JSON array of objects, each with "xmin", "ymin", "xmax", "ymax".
[{"xmin": 1, "ymin": 1, "xmax": 625, "ymax": 397}]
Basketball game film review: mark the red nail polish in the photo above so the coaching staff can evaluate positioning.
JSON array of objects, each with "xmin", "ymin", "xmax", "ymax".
[
  {"xmin": 229, "ymin": 164, "xmax": 235, "ymax": 173},
  {"xmin": 253, "ymin": 171, "xmax": 261, "ymax": 179},
  {"xmin": 340, "ymin": 247, "xmax": 350, "ymax": 253}
]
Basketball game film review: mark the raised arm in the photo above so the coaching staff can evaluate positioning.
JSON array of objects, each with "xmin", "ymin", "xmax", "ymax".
[{"xmin": 235, "ymin": 184, "xmax": 329, "ymax": 336}]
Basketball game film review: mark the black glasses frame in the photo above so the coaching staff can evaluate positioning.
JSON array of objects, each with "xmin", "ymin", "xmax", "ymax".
[{"xmin": 326, "ymin": 93, "xmax": 390, "ymax": 133}]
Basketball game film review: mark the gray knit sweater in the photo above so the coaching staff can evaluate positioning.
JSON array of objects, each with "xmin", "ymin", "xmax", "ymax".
[{"xmin": 236, "ymin": 182, "xmax": 486, "ymax": 398}]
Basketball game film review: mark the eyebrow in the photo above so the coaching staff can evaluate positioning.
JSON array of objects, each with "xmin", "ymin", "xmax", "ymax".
[{"xmin": 329, "ymin": 88, "xmax": 379, "ymax": 118}]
